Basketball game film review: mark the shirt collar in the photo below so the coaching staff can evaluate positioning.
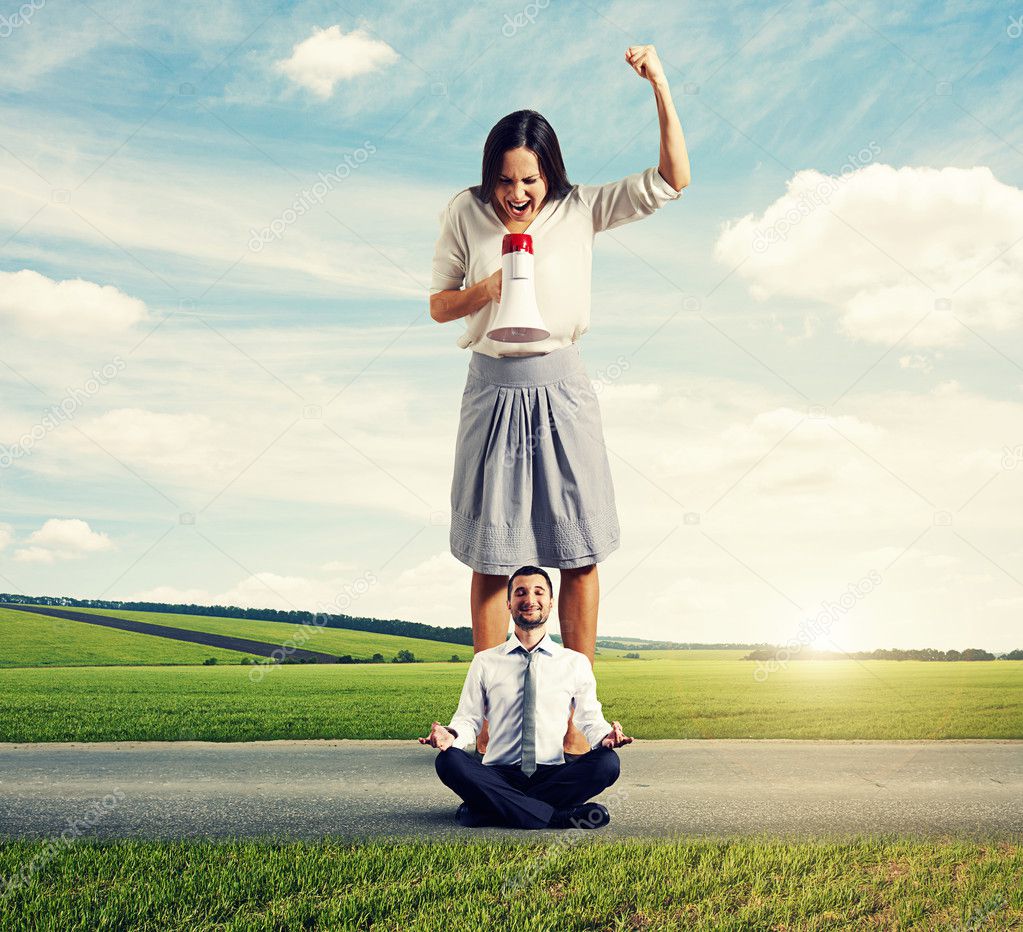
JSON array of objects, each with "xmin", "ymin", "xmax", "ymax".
[{"xmin": 502, "ymin": 631, "xmax": 561, "ymax": 656}]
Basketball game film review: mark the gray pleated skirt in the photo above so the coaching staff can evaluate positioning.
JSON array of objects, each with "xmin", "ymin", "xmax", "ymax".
[{"xmin": 449, "ymin": 343, "xmax": 621, "ymax": 575}]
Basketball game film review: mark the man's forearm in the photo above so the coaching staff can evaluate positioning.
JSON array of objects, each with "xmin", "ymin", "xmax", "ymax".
[
  {"xmin": 431, "ymin": 280, "xmax": 491, "ymax": 323},
  {"xmin": 580, "ymin": 719, "xmax": 615, "ymax": 748},
  {"xmin": 444, "ymin": 722, "xmax": 477, "ymax": 750},
  {"xmin": 446, "ymin": 661, "xmax": 484, "ymax": 746}
]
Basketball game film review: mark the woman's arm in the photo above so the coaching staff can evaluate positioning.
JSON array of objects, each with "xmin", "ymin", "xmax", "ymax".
[
  {"xmin": 626, "ymin": 45, "xmax": 691, "ymax": 192},
  {"xmin": 430, "ymin": 271, "xmax": 501, "ymax": 324}
]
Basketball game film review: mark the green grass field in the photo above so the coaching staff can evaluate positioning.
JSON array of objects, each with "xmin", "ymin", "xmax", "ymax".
[
  {"xmin": 0, "ymin": 837, "xmax": 1018, "ymax": 930},
  {"xmin": 1, "ymin": 605, "xmax": 1019, "ymax": 742},
  {"xmin": 596, "ymin": 648, "xmax": 749, "ymax": 661},
  {"xmin": 2, "ymin": 609, "xmax": 1019, "ymax": 927},
  {"xmin": 5, "ymin": 606, "xmax": 473, "ymax": 664},
  {"xmin": 12, "ymin": 605, "xmax": 752, "ymax": 664},
  {"xmin": 1, "ymin": 656, "xmax": 1019, "ymax": 743},
  {"xmin": 0, "ymin": 608, "xmax": 264, "ymax": 667}
]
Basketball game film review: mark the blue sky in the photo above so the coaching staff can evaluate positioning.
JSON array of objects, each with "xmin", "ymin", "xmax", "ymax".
[{"xmin": 1, "ymin": 0, "xmax": 1022, "ymax": 651}]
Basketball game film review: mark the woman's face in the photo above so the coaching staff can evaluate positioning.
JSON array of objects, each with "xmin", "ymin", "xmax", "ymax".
[{"xmin": 492, "ymin": 147, "xmax": 548, "ymax": 224}]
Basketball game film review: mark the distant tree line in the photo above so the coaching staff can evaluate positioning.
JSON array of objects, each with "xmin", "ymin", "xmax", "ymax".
[
  {"xmin": 336, "ymin": 650, "xmax": 446, "ymax": 664},
  {"xmin": 0, "ymin": 593, "xmax": 767, "ymax": 653},
  {"xmin": 204, "ymin": 651, "xmax": 445, "ymax": 666},
  {"xmin": 744, "ymin": 647, "xmax": 1022, "ymax": 662},
  {"xmin": 2, "ymin": 594, "xmax": 1011, "ymax": 658},
  {"xmin": 599, "ymin": 639, "xmax": 774, "ymax": 651}
]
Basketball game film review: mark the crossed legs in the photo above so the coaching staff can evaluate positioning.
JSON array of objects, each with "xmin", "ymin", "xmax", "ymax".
[{"xmin": 435, "ymin": 746, "xmax": 620, "ymax": 829}]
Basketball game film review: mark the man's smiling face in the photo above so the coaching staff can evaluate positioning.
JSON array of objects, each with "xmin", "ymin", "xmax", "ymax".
[
  {"xmin": 492, "ymin": 146, "xmax": 548, "ymax": 225},
  {"xmin": 508, "ymin": 573, "xmax": 552, "ymax": 631}
]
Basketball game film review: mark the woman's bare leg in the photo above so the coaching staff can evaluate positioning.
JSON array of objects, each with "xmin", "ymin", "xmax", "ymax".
[
  {"xmin": 558, "ymin": 563, "xmax": 600, "ymax": 754},
  {"xmin": 470, "ymin": 571, "xmax": 510, "ymax": 753},
  {"xmin": 559, "ymin": 564, "xmax": 599, "ymax": 663}
]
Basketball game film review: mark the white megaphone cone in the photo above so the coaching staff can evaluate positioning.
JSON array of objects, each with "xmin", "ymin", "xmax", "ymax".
[{"xmin": 486, "ymin": 233, "xmax": 550, "ymax": 343}]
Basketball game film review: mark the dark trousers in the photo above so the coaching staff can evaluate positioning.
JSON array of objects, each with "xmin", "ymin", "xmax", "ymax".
[{"xmin": 434, "ymin": 746, "xmax": 620, "ymax": 829}]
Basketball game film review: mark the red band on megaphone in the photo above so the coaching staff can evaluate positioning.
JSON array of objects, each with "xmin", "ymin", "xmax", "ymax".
[{"xmin": 502, "ymin": 233, "xmax": 533, "ymax": 255}]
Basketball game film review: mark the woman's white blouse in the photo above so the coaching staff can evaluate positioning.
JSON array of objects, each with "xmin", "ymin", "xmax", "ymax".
[{"xmin": 430, "ymin": 166, "xmax": 683, "ymax": 358}]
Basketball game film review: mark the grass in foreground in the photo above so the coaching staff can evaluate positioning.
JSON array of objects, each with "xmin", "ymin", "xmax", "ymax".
[
  {"xmin": 0, "ymin": 658, "xmax": 1019, "ymax": 743},
  {"xmin": 0, "ymin": 837, "xmax": 1019, "ymax": 930}
]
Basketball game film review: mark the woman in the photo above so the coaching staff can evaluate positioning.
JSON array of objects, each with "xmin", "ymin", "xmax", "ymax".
[{"xmin": 429, "ymin": 45, "xmax": 690, "ymax": 754}]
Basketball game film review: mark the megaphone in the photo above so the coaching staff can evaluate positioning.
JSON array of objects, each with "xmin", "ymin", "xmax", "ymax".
[{"xmin": 486, "ymin": 233, "xmax": 550, "ymax": 343}]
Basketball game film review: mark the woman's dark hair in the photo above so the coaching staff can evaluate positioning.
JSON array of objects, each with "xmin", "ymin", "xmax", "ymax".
[
  {"xmin": 471, "ymin": 110, "xmax": 572, "ymax": 206},
  {"xmin": 507, "ymin": 565, "xmax": 554, "ymax": 602}
]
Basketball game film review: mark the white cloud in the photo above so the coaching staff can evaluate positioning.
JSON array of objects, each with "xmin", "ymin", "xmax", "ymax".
[
  {"xmin": 223, "ymin": 572, "xmax": 340, "ymax": 610},
  {"xmin": 899, "ymin": 353, "xmax": 935, "ymax": 372},
  {"xmin": 13, "ymin": 547, "xmax": 61, "ymax": 565},
  {"xmin": 129, "ymin": 553, "xmax": 466, "ymax": 630},
  {"xmin": 714, "ymin": 164, "xmax": 1023, "ymax": 347},
  {"xmin": 0, "ymin": 144, "xmax": 446, "ymax": 302},
  {"xmin": 0, "ymin": 6, "xmax": 111, "ymax": 92},
  {"xmin": 393, "ymin": 551, "xmax": 465, "ymax": 590},
  {"xmin": 0, "ymin": 523, "xmax": 14, "ymax": 551},
  {"xmin": 648, "ymin": 576, "xmax": 730, "ymax": 616},
  {"xmin": 14, "ymin": 518, "xmax": 113, "ymax": 563},
  {"xmin": 987, "ymin": 596, "xmax": 1023, "ymax": 608},
  {"xmin": 93, "ymin": 350, "xmax": 1022, "ymax": 649},
  {"xmin": 129, "ymin": 584, "xmax": 220, "ymax": 605},
  {"xmin": 131, "ymin": 566, "xmax": 495, "ymax": 638},
  {"xmin": 321, "ymin": 559, "xmax": 360, "ymax": 575},
  {"xmin": 273, "ymin": 26, "xmax": 400, "ymax": 99},
  {"xmin": 64, "ymin": 408, "xmax": 239, "ymax": 478},
  {"xmin": 18, "ymin": 364, "xmax": 458, "ymax": 520},
  {"xmin": 0, "ymin": 270, "xmax": 148, "ymax": 336},
  {"xmin": 130, "ymin": 570, "xmax": 383, "ymax": 617},
  {"xmin": 130, "ymin": 573, "xmax": 334, "ymax": 613}
]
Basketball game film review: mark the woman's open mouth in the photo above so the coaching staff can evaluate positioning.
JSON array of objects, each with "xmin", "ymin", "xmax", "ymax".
[{"xmin": 507, "ymin": 199, "xmax": 531, "ymax": 217}]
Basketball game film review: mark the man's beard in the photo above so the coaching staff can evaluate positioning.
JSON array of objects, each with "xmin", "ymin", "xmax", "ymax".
[{"xmin": 513, "ymin": 613, "xmax": 547, "ymax": 631}]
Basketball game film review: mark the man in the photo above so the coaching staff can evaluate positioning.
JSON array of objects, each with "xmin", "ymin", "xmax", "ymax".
[{"xmin": 419, "ymin": 565, "xmax": 633, "ymax": 829}]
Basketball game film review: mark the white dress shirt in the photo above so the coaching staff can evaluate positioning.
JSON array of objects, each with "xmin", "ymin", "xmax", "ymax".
[
  {"xmin": 445, "ymin": 631, "xmax": 614, "ymax": 766},
  {"xmin": 430, "ymin": 166, "xmax": 684, "ymax": 358}
]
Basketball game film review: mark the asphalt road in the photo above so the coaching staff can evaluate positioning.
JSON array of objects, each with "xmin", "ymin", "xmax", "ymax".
[{"xmin": 1, "ymin": 740, "xmax": 1020, "ymax": 841}]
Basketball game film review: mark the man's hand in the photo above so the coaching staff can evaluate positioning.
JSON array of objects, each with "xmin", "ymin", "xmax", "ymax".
[
  {"xmin": 418, "ymin": 721, "xmax": 456, "ymax": 751},
  {"xmin": 601, "ymin": 721, "xmax": 634, "ymax": 749},
  {"xmin": 625, "ymin": 45, "xmax": 666, "ymax": 86}
]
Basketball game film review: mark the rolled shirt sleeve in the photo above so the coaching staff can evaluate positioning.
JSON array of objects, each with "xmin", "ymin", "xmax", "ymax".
[
  {"xmin": 570, "ymin": 655, "xmax": 614, "ymax": 750},
  {"xmin": 446, "ymin": 654, "xmax": 486, "ymax": 751},
  {"xmin": 430, "ymin": 197, "xmax": 468, "ymax": 295},
  {"xmin": 580, "ymin": 165, "xmax": 683, "ymax": 234}
]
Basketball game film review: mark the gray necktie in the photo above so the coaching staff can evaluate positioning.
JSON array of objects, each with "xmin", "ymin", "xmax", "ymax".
[{"xmin": 520, "ymin": 647, "xmax": 537, "ymax": 776}]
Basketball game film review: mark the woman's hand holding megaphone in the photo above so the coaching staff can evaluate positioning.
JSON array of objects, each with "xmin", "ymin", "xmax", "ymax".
[
  {"xmin": 487, "ymin": 234, "xmax": 550, "ymax": 342},
  {"xmin": 484, "ymin": 269, "xmax": 502, "ymax": 304}
]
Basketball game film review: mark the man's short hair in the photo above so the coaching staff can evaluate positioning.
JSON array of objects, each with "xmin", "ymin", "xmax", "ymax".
[{"xmin": 507, "ymin": 565, "xmax": 554, "ymax": 602}]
